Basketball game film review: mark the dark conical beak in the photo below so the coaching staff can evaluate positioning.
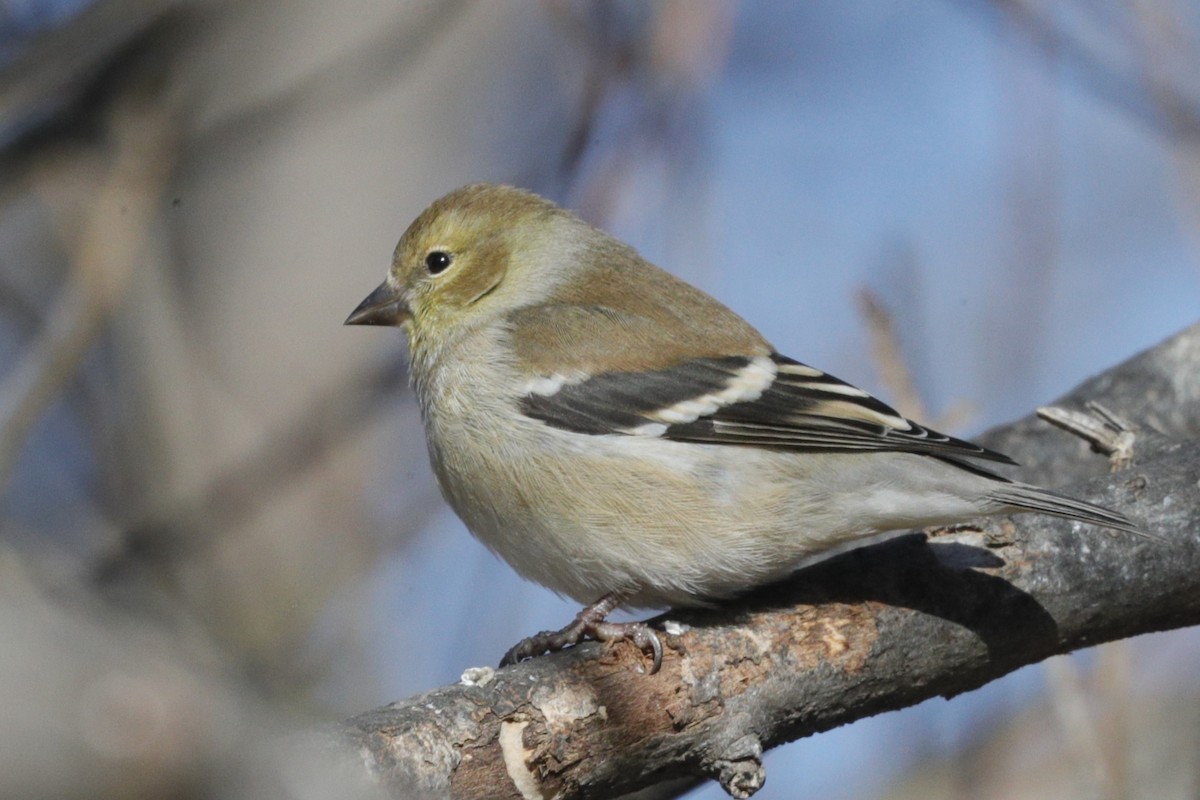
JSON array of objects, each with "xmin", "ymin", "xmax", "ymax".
[{"xmin": 345, "ymin": 281, "xmax": 410, "ymax": 326}]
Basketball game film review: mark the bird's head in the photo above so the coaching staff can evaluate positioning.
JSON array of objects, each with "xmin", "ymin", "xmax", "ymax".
[{"xmin": 345, "ymin": 184, "xmax": 574, "ymax": 339}]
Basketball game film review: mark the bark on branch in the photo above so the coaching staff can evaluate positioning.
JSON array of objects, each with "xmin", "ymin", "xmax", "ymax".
[{"xmin": 330, "ymin": 323, "xmax": 1200, "ymax": 800}]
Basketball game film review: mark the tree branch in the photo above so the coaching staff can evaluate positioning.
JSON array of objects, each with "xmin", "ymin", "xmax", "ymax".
[{"xmin": 329, "ymin": 323, "xmax": 1200, "ymax": 800}]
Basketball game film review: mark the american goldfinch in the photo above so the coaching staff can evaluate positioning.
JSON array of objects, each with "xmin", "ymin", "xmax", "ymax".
[{"xmin": 347, "ymin": 183, "xmax": 1138, "ymax": 674}]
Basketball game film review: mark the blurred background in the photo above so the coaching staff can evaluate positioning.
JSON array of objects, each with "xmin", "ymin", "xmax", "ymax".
[{"xmin": 1, "ymin": 1, "xmax": 1198, "ymax": 798}]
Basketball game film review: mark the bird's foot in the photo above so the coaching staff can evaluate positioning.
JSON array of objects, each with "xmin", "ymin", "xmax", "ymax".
[{"xmin": 499, "ymin": 593, "xmax": 663, "ymax": 674}]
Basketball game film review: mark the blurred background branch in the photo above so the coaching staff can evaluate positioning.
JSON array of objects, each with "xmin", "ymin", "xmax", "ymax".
[{"xmin": 0, "ymin": 73, "xmax": 179, "ymax": 490}]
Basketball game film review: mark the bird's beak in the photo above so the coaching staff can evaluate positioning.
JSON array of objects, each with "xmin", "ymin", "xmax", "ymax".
[{"xmin": 345, "ymin": 281, "xmax": 410, "ymax": 326}]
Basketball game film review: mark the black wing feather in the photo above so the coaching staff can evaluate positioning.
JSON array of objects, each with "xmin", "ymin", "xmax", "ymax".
[
  {"xmin": 520, "ymin": 353, "xmax": 1015, "ymax": 465},
  {"xmin": 520, "ymin": 356, "xmax": 752, "ymax": 434}
]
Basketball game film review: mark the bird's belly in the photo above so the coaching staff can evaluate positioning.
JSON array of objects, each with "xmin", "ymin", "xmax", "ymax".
[{"xmin": 430, "ymin": 424, "xmax": 840, "ymax": 608}]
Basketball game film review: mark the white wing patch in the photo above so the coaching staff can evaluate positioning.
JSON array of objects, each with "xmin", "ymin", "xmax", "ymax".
[
  {"xmin": 775, "ymin": 361, "xmax": 825, "ymax": 378},
  {"xmin": 523, "ymin": 372, "xmax": 588, "ymax": 397},
  {"xmin": 804, "ymin": 399, "xmax": 912, "ymax": 431},
  {"xmin": 638, "ymin": 355, "xmax": 777, "ymax": 428}
]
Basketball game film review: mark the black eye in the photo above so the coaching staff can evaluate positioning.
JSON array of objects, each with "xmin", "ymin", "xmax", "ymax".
[{"xmin": 425, "ymin": 251, "xmax": 452, "ymax": 274}]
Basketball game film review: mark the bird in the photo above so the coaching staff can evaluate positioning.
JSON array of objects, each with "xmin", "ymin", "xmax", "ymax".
[{"xmin": 346, "ymin": 183, "xmax": 1141, "ymax": 674}]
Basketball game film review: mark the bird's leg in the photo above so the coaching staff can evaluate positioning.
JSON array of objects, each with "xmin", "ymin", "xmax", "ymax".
[{"xmin": 499, "ymin": 593, "xmax": 663, "ymax": 674}]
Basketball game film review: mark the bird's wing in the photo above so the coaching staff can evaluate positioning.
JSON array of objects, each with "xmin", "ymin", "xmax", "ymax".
[{"xmin": 514, "ymin": 316, "xmax": 1014, "ymax": 464}]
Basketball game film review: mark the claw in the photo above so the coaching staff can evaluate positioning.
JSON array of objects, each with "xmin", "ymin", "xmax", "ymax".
[
  {"xmin": 498, "ymin": 593, "xmax": 664, "ymax": 674},
  {"xmin": 592, "ymin": 620, "xmax": 662, "ymax": 674},
  {"xmin": 499, "ymin": 626, "xmax": 579, "ymax": 667},
  {"xmin": 635, "ymin": 626, "xmax": 663, "ymax": 674}
]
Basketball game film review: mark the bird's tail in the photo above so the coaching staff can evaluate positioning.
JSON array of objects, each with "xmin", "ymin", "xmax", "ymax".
[{"xmin": 988, "ymin": 483, "xmax": 1152, "ymax": 539}]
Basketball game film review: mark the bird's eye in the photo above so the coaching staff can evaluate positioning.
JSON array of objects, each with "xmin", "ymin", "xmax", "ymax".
[{"xmin": 425, "ymin": 251, "xmax": 453, "ymax": 275}]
